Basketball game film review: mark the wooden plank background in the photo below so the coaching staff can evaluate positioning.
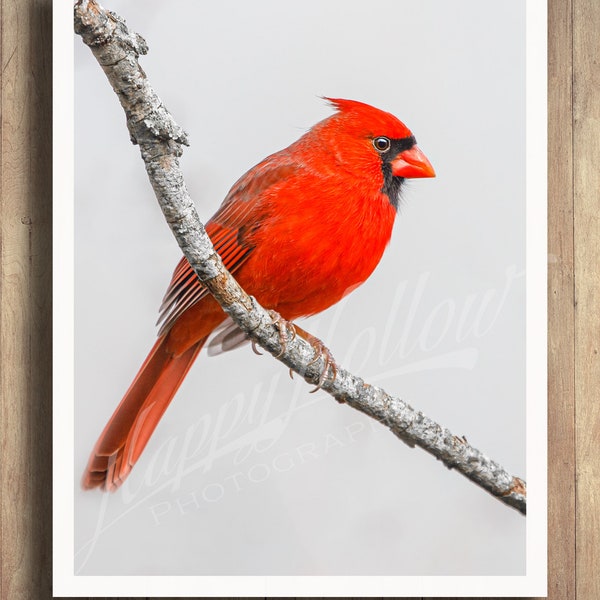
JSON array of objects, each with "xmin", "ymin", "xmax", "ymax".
[{"xmin": 0, "ymin": 0, "xmax": 594, "ymax": 598}]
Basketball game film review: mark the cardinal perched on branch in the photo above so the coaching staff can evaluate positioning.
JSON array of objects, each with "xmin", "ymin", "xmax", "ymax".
[{"xmin": 82, "ymin": 98, "xmax": 435, "ymax": 491}]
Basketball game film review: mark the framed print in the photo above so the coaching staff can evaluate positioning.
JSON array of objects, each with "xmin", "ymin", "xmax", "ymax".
[{"xmin": 53, "ymin": 0, "xmax": 547, "ymax": 596}]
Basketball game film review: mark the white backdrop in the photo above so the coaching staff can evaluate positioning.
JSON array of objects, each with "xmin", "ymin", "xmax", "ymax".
[{"xmin": 74, "ymin": 0, "xmax": 526, "ymax": 577}]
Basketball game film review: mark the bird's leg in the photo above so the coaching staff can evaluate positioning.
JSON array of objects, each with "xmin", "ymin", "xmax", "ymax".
[{"xmin": 267, "ymin": 310, "xmax": 338, "ymax": 393}]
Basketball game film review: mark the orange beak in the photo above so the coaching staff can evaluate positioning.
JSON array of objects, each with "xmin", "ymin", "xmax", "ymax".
[{"xmin": 391, "ymin": 145, "xmax": 435, "ymax": 178}]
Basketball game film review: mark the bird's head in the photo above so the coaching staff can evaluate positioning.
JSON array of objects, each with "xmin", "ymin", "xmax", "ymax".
[{"xmin": 317, "ymin": 97, "xmax": 435, "ymax": 208}]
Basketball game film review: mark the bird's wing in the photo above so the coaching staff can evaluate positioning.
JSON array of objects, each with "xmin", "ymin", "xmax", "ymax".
[{"xmin": 157, "ymin": 160, "xmax": 301, "ymax": 336}]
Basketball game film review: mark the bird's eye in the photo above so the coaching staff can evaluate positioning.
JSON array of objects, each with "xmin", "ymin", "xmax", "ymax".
[{"xmin": 373, "ymin": 136, "xmax": 391, "ymax": 152}]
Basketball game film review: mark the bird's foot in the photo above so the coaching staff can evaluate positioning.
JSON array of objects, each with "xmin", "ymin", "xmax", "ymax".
[
  {"xmin": 267, "ymin": 310, "xmax": 338, "ymax": 393},
  {"xmin": 303, "ymin": 330, "xmax": 338, "ymax": 393},
  {"xmin": 267, "ymin": 310, "xmax": 297, "ymax": 358}
]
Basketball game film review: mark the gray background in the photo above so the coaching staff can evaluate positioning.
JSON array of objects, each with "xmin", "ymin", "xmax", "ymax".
[{"xmin": 75, "ymin": 0, "xmax": 526, "ymax": 576}]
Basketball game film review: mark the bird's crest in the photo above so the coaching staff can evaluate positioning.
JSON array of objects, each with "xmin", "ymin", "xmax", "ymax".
[{"xmin": 322, "ymin": 97, "xmax": 413, "ymax": 139}]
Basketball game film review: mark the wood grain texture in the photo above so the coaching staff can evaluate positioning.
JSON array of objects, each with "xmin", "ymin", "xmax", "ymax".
[
  {"xmin": 0, "ymin": 0, "xmax": 593, "ymax": 599},
  {"xmin": 548, "ymin": 0, "xmax": 577, "ymax": 599},
  {"xmin": 0, "ymin": 1, "xmax": 52, "ymax": 600},
  {"xmin": 573, "ymin": 0, "xmax": 600, "ymax": 598}
]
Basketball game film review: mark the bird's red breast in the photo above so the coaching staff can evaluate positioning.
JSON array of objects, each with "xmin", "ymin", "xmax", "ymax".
[{"xmin": 160, "ymin": 98, "xmax": 435, "ymax": 355}]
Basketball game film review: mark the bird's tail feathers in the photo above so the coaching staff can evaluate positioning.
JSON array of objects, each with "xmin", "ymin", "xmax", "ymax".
[{"xmin": 82, "ymin": 336, "xmax": 204, "ymax": 491}]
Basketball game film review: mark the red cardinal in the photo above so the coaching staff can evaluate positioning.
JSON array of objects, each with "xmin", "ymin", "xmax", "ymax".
[{"xmin": 82, "ymin": 98, "xmax": 435, "ymax": 491}]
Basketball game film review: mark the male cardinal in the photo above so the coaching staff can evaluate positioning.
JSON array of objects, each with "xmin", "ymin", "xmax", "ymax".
[{"xmin": 82, "ymin": 98, "xmax": 435, "ymax": 491}]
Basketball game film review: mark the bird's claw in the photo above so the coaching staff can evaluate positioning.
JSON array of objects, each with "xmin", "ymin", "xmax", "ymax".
[
  {"xmin": 267, "ymin": 309, "xmax": 297, "ymax": 358},
  {"xmin": 266, "ymin": 310, "xmax": 337, "ymax": 392},
  {"xmin": 306, "ymin": 336, "xmax": 337, "ymax": 393}
]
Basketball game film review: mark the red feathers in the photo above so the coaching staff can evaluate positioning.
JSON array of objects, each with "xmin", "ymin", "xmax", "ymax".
[
  {"xmin": 82, "ymin": 99, "xmax": 435, "ymax": 491},
  {"xmin": 324, "ymin": 97, "xmax": 415, "ymax": 139}
]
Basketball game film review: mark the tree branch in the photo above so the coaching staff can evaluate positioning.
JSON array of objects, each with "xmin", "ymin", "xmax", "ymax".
[{"xmin": 74, "ymin": 0, "xmax": 526, "ymax": 515}]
